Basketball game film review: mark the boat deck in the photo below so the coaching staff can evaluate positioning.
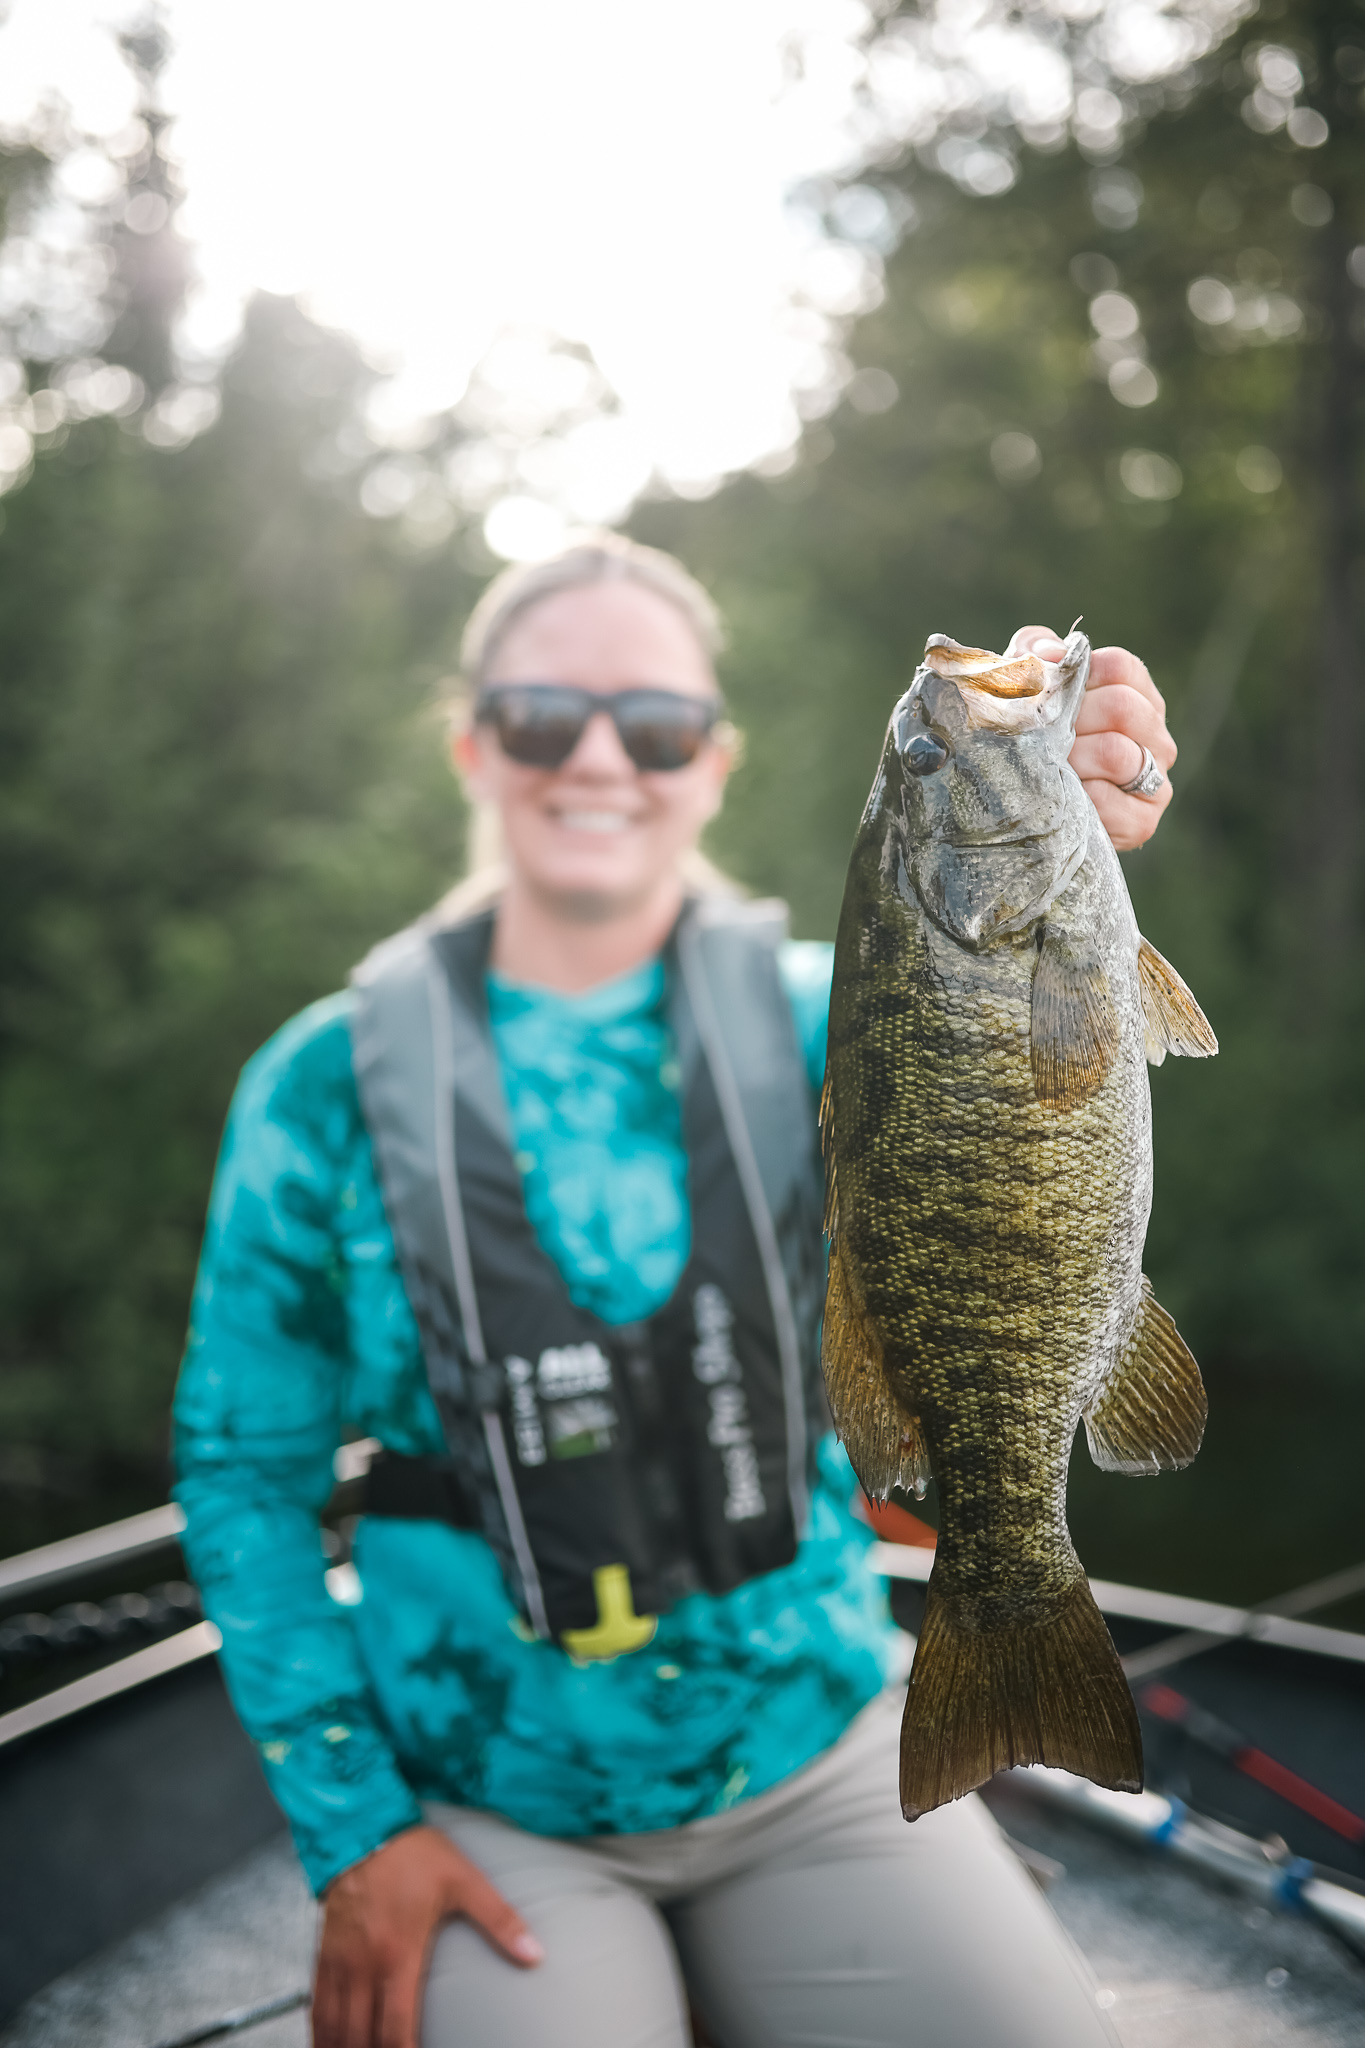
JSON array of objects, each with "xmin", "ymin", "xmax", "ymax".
[
  {"xmin": 6, "ymin": 1783, "xmax": 1365, "ymax": 2048},
  {"xmin": 4, "ymin": 1507, "xmax": 1364, "ymax": 2047}
]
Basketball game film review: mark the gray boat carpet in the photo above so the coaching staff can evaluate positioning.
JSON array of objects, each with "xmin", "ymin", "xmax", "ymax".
[
  {"xmin": 5, "ymin": 1802, "xmax": 1363, "ymax": 2048},
  {"xmin": 2, "ymin": 1839, "xmax": 314, "ymax": 2048}
]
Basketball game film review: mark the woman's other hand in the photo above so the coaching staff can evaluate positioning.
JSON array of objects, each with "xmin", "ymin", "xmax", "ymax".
[
  {"xmin": 312, "ymin": 1824, "xmax": 543, "ymax": 2048},
  {"xmin": 1011, "ymin": 627, "xmax": 1175, "ymax": 852}
]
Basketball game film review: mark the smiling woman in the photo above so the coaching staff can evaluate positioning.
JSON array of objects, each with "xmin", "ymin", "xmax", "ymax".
[{"xmin": 451, "ymin": 538, "xmax": 737, "ymax": 985}]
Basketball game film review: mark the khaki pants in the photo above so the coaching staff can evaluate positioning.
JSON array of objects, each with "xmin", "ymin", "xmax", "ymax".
[{"xmin": 422, "ymin": 1689, "xmax": 1119, "ymax": 2048}]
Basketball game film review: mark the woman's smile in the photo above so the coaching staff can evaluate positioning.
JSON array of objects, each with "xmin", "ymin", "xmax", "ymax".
[{"xmin": 549, "ymin": 806, "xmax": 639, "ymax": 834}]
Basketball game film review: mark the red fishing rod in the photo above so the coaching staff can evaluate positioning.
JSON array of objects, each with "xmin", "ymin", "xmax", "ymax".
[{"xmin": 1140, "ymin": 1680, "xmax": 1365, "ymax": 1848}]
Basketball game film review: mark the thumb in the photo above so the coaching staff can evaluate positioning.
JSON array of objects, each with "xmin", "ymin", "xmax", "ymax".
[
  {"xmin": 1006, "ymin": 623, "xmax": 1065, "ymax": 661},
  {"xmin": 452, "ymin": 1868, "xmax": 545, "ymax": 1968}
]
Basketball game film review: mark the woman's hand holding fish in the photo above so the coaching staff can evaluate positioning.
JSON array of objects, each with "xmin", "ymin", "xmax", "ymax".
[{"xmin": 1014, "ymin": 630, "xmax": 1175, "ymax": 852}]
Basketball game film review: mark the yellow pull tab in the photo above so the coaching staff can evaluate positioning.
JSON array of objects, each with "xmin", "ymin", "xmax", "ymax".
[{"xmin": 560, "ymin": 1564, "xmax": 658, "ymax": 1661}]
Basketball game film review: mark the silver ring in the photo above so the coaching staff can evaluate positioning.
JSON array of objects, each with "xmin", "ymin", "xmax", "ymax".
[{"xmin": 1120, "ymin": 745, "xmax": 1165, "ymax": 799}]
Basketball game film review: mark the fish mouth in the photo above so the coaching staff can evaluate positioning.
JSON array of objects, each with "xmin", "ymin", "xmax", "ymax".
[
  {"xmin": 920, "ymin": 631, "xmax": 1088, "ymax": 736},
  {"xmin": 924, "ymin": 638, "xmax": 1048, "ymax": 699}
]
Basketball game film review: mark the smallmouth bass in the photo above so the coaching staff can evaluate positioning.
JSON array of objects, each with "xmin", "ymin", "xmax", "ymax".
[{"xmin": 822, "ymin": 627, "xmax": 1217, "ymax": 1819}]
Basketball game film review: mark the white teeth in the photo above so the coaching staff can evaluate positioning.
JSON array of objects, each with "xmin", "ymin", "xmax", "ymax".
[{"xmin": 556, "ymin": 810, "xmax": 633, "ymax": 833}]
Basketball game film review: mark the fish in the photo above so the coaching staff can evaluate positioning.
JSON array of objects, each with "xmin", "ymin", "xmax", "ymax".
[{"xmin": 821, "ymin": 625, "xmax": 1217, "ymax": 1821}]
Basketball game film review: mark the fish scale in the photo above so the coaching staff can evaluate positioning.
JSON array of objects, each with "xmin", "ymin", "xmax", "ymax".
[{"xmin": 822, "ymin": 627, "xmax": 1217, "ymax": 1819}]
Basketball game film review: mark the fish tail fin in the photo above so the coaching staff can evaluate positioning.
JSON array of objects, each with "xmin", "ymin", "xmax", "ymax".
[{"xmin": 900, "ymin": 1576, "xmax": 1142, "ymax": 1820}]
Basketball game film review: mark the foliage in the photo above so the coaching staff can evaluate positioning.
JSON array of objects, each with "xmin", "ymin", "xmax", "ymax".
[
  {"xmin": 0, "ymin": 190, "xmax": 476, "ymax": 1539},
  {"xmin": 630, "ymin": 0, "xmax": 1365, "ymax": 1595}
]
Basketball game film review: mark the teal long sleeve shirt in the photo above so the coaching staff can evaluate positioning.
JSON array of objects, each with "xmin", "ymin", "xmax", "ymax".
[{"xmin": 173, "ymin": 938, "xmax": 897, "ymax": 1895}]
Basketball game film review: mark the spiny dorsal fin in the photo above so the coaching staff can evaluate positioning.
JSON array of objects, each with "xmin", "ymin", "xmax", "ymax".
[
  {"xmin": 1031, "ymin": 928, "xmax": 1119, "ymax": 1111},
  {"xmin": 1137, "ymin": 937, "xmax": 1218, "ymax": 1067},
  {"xmin": 821, "ymin": 1238, "xmax": 930, "ymax": 1501},
  {"xmin": 1085, "ymin": 1276, "xmax": 1207, "ymax": 1475}
]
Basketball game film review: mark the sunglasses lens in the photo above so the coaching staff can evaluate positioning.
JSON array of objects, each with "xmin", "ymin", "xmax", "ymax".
[
  {"xmin": 615, "ymin": 693, "xmax": 713, "ymax": 771},
  {"xmin": 486, "ymin": 688, "xmax": 587, "ymax": 767},
  {"xmin": 479, "ymin": 686, "xmax": 718, "ymax": 771}
]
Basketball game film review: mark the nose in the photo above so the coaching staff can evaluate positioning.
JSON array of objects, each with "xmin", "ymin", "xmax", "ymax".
[{"xmin": 559, "ymin": 706, "xmax": 636, "ymax": 778}]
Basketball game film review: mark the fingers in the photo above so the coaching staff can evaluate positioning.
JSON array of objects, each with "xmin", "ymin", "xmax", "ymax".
[
  {"xmin": 311, "ymin": 1827, "xmax": 541, "ymax": 2048},
  {"xmin": 1004, "ymin": 628, "xmax": 1176, "ymax": 852},
  {"xmin": 376, "ymin": 1962, "xmax": 425, "ymax": 2048},
  {"xmin": 1070, "ymin": 727, "xmax": 1167, "ymax": 789},
  {"xmin": 451, "ymin": 1865, "xmax": 545, "ymax": 1968},
  {"xmin": 1073, "ymin": 682, "xmax": 1175, "ymax": 769},
  {"xmin": 1086, "ymin": 643, "xmax": 1165, "ymax": 716},
  {"xmin": 1070, "ymin": 673, "xmax": 1176, "ymax": 853},
  {"xmin": 310, "ymin": 1954, "xmax": 343, "ymax": 2048},
  {"xmin": 312, "ymin": 1955, "xmax": 375, "ymax": 2048},
  {"xmin": 1005, "ymin": 624, "xmax": 1065, "ymax": 661},
  {"xmin": 1081, "ymin": 773, "xmax": 1172, "ymax": 852}
]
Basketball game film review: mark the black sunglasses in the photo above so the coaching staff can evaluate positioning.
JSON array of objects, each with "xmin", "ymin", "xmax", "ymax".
[{"xmin": 474, "ymin": 683, "xmax": 722, "ymax": 772}]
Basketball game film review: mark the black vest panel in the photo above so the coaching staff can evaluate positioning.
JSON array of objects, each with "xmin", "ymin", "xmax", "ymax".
[{"xmin": 349, "ymin": 897, "xmax": 827, "ymax": 1647}]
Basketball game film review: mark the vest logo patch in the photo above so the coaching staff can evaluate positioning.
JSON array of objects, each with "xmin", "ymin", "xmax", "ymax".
[
  {"xmin": 547, "ymin": 1396, "xmax": 617, "ymax": 1460},
  {"xmin": 537, "ymin": 1342, "xmax": 613, "ymax": 1400},
  {"xmin": 504, "ymin": 1354, "xmax": 547, "ymax": 1467},
  {"xmin": 537, "ymin": 1343, "xmax": 618, "ymax": 1460},
  {"xmin": 692, "ymin": 1284, "xmax": 766, "ymax": 1523}
]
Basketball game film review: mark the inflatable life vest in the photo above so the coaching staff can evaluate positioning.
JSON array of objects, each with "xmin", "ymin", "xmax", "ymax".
[
  {"xmin": 349, "ymin": 897, "xmax": 828, "ymax": 1657},
  {"xmin": 347, "ymin": 901, "xmax": 826, "ymax": 1662}
]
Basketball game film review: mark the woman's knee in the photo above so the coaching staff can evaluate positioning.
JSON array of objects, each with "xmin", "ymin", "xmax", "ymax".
[
  {"xmin": 672, "ymin": 1799, "xmax": 1118, "ymax": 2048},
  {"xmin": 421, "ymin": 1864, "xmax": 690, "ymax": 2048}
]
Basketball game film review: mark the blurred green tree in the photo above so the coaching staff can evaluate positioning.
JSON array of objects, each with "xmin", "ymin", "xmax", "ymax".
[{"xmin": 0, "ymin": 122, "xmax": 476, "ymax": 1541}]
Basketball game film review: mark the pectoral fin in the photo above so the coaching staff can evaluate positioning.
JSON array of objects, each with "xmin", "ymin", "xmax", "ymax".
[
  {"xmin": 1137, "ymin": 937, "xmax": 1218, "ymax": 1066},
  {"xmin": 1085, "ymin": 1277, "xmax": 1207, "ymax": 1475},
  {"xmin": 1031, "ymin": 928, "xmax": 1119, "ymax": 1111},
  {"xmin": 822, "ymin": 1236, "xmax": 930, "ymax": 1501}
]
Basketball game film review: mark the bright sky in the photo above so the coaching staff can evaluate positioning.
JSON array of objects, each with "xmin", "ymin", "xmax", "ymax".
[
  {"xmin": 0, "ymin": 0, "xmax": 1242, "ymax": 549},
  {"xmin": 0, "ymin": 0, "xmax": 882, "ymax": 539}
]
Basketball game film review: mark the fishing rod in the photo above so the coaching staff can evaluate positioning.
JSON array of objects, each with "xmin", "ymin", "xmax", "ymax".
[
  {"xmin": 1140, "ymin": 1680, "xmax": 1365, "ymax": 1850},
  {"xmin": 1013, "ymin": 1766, "xmax": 1365, "ymax": 1961},
  {"xmin": 148, "ymin": 1988, "xmax": 309, "ymax": 2048},
  {"xmin": 1121, "ymin": 1556, "xmax": 1365, "ymax": 1681}
]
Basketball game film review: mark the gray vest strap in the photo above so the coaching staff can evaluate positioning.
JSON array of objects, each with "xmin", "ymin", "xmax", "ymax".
[{"xmin": 350, "ymin": 918, "xmax": 550, "ymax": 1627}]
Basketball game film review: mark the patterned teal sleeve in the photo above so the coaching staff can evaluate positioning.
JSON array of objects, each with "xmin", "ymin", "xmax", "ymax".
[
  {"xmin": 777, "ymin": 939, "xmax": 834, "ymax": 1094},
  {"xmin": 173, "ymin": 995, "xmax": 426, "ymax": 1893}
]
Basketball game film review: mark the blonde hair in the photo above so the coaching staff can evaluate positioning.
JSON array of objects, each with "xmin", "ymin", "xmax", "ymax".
[
  {"xmin": 460, "ymin": 529, "xmax": 725, "ymax": 686},
  {"xmin": 442, "ymin": 530, "xmax": 740, "ymax": 915}
]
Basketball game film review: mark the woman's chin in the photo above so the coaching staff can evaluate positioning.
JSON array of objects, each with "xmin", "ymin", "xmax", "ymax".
[{"xmin": 517, "ymin": 843, "xmax": 669, "ymax": 917}]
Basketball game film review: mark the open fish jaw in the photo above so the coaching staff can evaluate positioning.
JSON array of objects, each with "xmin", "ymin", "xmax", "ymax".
[
  {"xmin": 918, "ymin": 629, "xmax": 1089, "ymax": 734},
  {"xmin": 822, "ymin": 625, "xmax": 1215, "ymax": 1819}
]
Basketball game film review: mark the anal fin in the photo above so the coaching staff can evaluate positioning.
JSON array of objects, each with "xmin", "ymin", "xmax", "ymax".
[
  {"xmin": 1031, "ymin": 928, "xmax": 1119, "ymax": 1111},
  {"xmin": 822, "ymin": 1237, "xmax": 929, "ymax": 1501},
  {"xmin": 1086, "ymin": 1276, "xmax": 1207, "ymax": 1475},
  {"xmin": 1138, "ymin": 937, "xmax": 1218, "ymax": 1066},
  {"xmin": 900, "ymin": 1576, "xmax": 1142, "ymax": 1818}
]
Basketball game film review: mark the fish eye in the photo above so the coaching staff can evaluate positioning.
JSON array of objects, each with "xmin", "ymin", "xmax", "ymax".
[{"xmin": 904, "ymin": 731, "xmax": 950, "ymax": 777}]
